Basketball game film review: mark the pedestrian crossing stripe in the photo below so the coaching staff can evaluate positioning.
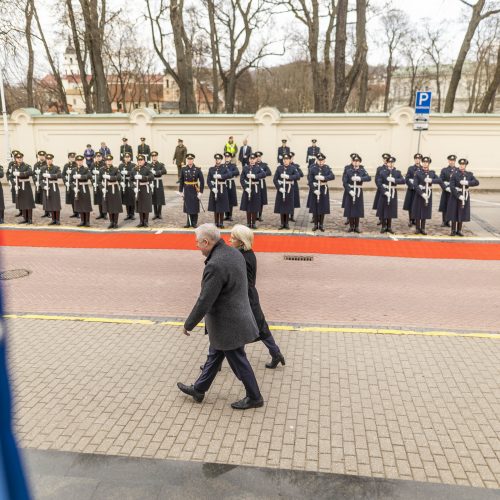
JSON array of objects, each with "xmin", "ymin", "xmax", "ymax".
[{"xmin": 3, "ymin": 314, "xmax": 500, "ymax": 340}]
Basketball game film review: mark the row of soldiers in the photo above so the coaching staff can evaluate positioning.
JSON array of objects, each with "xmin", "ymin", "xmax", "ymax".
[{"xmin": 2, "ymin": 148, "xmax": 478, "ymax": 236}]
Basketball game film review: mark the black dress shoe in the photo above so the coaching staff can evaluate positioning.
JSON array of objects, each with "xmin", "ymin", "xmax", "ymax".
[
  {"xmin": 15, "ymin": 211, "xmax": 22, "ymax": 217},
  {"xmin": 41, "ymin": 213, "xmax": 50, "ymax": 218},
  {"xmin": 84, "ymin": 223, "xmax": 90, "ymax": 227},
  {"xmin": 143, "ymin": 223, "xmax": 149, "ymax": 228},
  {"xmin": 55, "ymin": 221, "xmax": 61, "ymax": 225},
  {"xmin": 177, "ymin": 382, "xmax": 204, "ymax": 403},
  {"xmin": 231, "ymin": 396, "xmax": 264, "ymax": 410},
  {"xmin": 184, "ymin": 224, "xmax": 191, "ymax": 228},
  {"xmin": 420, "ymin": 230, "xmax": 427, "ymax": 235},
  {"xmin": 386, "ymin": 228, "xmax": 394, "ymax": 234},
  {"xmin": 312, "ymin": 225, "xmax": 318, "ymax": 231},
  {"xmin": 456, "ymin": 231, "xmax": 464, "ymax": 237},
  {"xmin": 257, "ymin": 217, "xmax": 263, "ymax": 222},
  {"xmin": 415, "ymin": 229, "xmax": 421, "ymax": 234},
  {"xmin": 289, "ymin": 217, "xmax": 295, "ymax": 222},
  {"xmin": 77, "ymin": 222, "xmax": 85, "ymax": 227},
  {"xmin": 137, "ymin": 223, "xmax": 144, "ymax": 228},
  {"xmin": 70, "ymin": 213, "xmax": 79, "ymax": 218},
  {"xmin": 284, "ymin": 224, "xmax": 289, "ymax": 229},
  {"xmin": 319, "ymin": 225, "xmax": 325, "ymax": 232},
  {"xmin": 224, "ymin": 216, "xmax": 230, "ymax": 221},
  {"xmin": 124, "ymin": 215, "xmax": 132, "ymax": 221},
  {"xmin": 48, "ymin": 220, "xmax": 57, "ymax": 225},
  {"xmin": 113, "ymin": 223, "xmax": 119, "ymax": 229},
  {"xmin": 348, "ymin": 227, "xmax": 354, "ymax": 233},
  {"xmin": 152, "ymin": 215, "xmax": 159, "ymax": 220},
  {"xmin": 450, "ymin": 231, "xmax": 456, "ymax": 236},
  {"xmin": 354, "ymin": 227, "xmax": 361, "ymax": 234},
  {"xmin": 27, "ymin": 220, "xmax": 33, "ymax": 224},
  {"xmin": 108, "ymin": 223, "xmax": 114, "ymax": 229},
  {"xmin": 96, "ymin": 214, "xmax": 106, "ymax": 220},
  {"xmin": 278, "ymin": 225, "xmax": 285, "ymax": 230},
  {"xmin": 265, "ymin": 352, "xmax": 285, "ymax": 369}
]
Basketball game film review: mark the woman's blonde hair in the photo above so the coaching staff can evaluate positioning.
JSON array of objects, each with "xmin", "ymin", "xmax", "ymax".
[{"xmin": 231, "ymin": 224, "xmax": 254, "ymax": 251}]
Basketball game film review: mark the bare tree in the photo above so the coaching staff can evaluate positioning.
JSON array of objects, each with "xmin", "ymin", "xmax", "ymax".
[
  {"xmin": 477, "ymin": 41, "xmax": 500, "ymax": 111},
  {"xmin": 25, "ymin": 0, "xmax": 35, "ymax": 107},
  {"xmin": 402, "ymin": 30, "xmax": 425, "ymax": 107},
  {"xmin": 424, "ymin": 25, "xmax": 446, "ymax": 111},
  {"xmin": 444, "ymin": 0, "xmax": 500, "ymax": 112}
]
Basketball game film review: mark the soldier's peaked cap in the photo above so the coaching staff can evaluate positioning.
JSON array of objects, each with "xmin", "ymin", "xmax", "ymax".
[
  {"xmin": 447, "ymin": 154, "xmax": 457, "ymax": 161},
  {"xmin": 382, "ymin": 153, "xmax": 391, "ymax": 160},
  {"xmin": 137, "ymin": 154, "xmax": 145, "ymax": 161},
  {"xmin": 316, "ymin": 153, "xmax": 326, "ymax": 160},
  {"xmin": 414, "ymin": 153, "xmax": 422, "ymax": 159},
  {"xmin": 37, "ymin": 150, "xmax": 46, "ymax": 156},
  {"xmin": 46, "ymin": 153, "xmax": 54, "ymax": 160},
  {"xmin": 458, "ymin": 158, "xmax": 468, "ymax": 165},
  {"xmin": 186, "ymin": 153, "xmax": 195, "ymax": 159},
  {"xmin": 75, "ymin": 154, "xmax": 84, "ymax": 160},
  {"xmin": 422, "ymin": 156, "xmax": 432, "ymax": 163},
  {"xmin": 106, "ymin": 154, "xmax": 113, "ymax": 160},
  {"xmin": 214, "ymin": 153, "xmax": 223, "ymax": 160}
]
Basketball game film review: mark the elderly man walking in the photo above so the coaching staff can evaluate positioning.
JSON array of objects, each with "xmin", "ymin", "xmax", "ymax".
[{"xmin": 177, "ymin": 223, "xmax": 264, "ymax": 410}]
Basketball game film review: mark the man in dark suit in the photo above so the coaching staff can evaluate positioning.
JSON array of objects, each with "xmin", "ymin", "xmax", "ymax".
[
  {"xmin": 238, "ymin": 139, "xmax": 252, "ymax": 166},
  {"xmin": 120, "ymin": 138, "xmax": 133, "ymax": 162},
  {"xmin": 177, "ymin": 223, "xmax": 264, "ymax": 410}
]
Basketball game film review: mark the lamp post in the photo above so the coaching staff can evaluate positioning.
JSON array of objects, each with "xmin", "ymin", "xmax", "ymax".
[{"xmin": 0, "ymin": 70, "xmax": 10, "ymax": 164}]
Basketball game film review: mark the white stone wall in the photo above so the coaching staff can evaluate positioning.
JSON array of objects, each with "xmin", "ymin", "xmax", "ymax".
[{"xmin": 1, "ymin": 106, "xmax": 499, "ymax": 176}]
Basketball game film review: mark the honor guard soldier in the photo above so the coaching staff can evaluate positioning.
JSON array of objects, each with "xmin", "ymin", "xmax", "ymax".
[
  {"xmin": 6, "ymin": 150, "xmax": 21, "ymax": 215},
  {"xmin": 289, "ymin": 152, "xmax": 303, "ymax": 222},
  {"xmin": 173, "ymin": 138, "xmax": 187, "ymax": 182},
  {"xmin": 92, "ymin": 152, "xmax": 107, "ymax": 220},
  {"xmin": 277, "ymin": 139, "xmax": 290, "ymax": 165},
  {"xmin": 343, "ymin": 155, "xmax": 371, "ymax": 233},
  {"xmin": 373, "ymin": 153, "xmax": 390, "ymax": 225},
  {"xmin": 240, "ymin": 154, "xmax": 266, "ymax": 229},
  {"xmin": 12, "ymin": 152, "xmax": 35, "ymax": 224},
  {"xmin": 33, "ymin": 150, "xmax": 49, "ymax": 216},
  {"xmin": 438, "ymin": 154, "xmax": 458, "ymax": 227},
  {"xmin": 403, "ymin": 153, "xmax": 422, "ymax": 227},
  {"xmin": 133, "ymin": 155, "xmax": 154, "ymax": 227},
  {"xmin": 41, "ymin": 154, "xmax": 62, "ymax": 225},
  {"xmin": 150, "ymin": 151, "xmax": 167, "ymax": 220},
  {"xmin": 308, "ymin": 153, "xmax": 335, "ymax": 232},
  {"xmin": 411, "ymin": 156, "xmax": 443, "ymax": 235},
  {"xmin": 120, "ymin": 137, "xmax": 133, "ymax": 162},
  {"xmin": 120, "ymin": 152, "xmax": 136, "ymax": 220},
  {"xmin": 179, "ymin": 153, "xmax": 204, "ymax": 228},
  {"xmin": 305, "ymin": 139, "xmax": 320, "ymax": 170},
  {"xmin": 342, "ymin": 153, "xmax": 359, "ymax": 225},
  {"xmin": 238, "ymin": 139, "xmax": 252, "ymax": 166},
  {"xmin": 101, "ymin": 154, "xmax": 123, "ymax": 229},
  {"xmin": 255, "ymin": 151, "xmax": 271, "ymax": 222},
  {"xmin": 274, "ymin": 154, "xmax": 300, "ymax": 230},
  {"xmin": 208, "ymin": 153, "xmax": 231, "ymax": 228},
  {"xmin": 446, "ymin": 158, "xmax": 479, "ymax": 236},
  {"xmin": 62, "ymin": 152, "xmax": 78, "ymax": 218},
  {"xmin": 0, "ymin": 163, "xmax": 5, "ymax": 223},
  {"xmin": 137, "ymin": 137, "xmax": 151, "ymax": 161},
  {"xmin": 223, "ymin": 152, "xmax": 239, "ymax": 221},
  {"xmin": 73, "ymin": 154, "xmax": 93, "ymax": 227},
  {"xmin": 375, "ymin": 156, "xmax": 405, "ymax": 234}
]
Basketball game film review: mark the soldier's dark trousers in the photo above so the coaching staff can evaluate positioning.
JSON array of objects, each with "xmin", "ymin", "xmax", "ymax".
[
  {"xmin": 78, "ymin": 212, "xmax": 90, "ymax": 227},
  {"xmin": 108, "ymin": 213, "xmax": 119, "ymax": 229},
  {"xmin": 0, "ymin": 209, "xmax": 4, "ymax": 223},
  {"xmin": 96, "ymin": 205, "xmax": 107, "ymax": 219},
  {"xmin": 19, "ymin": 209, "xmax": 33, "ymax": 224},
  {"xmin": 214, "ymin": 212, "xmax": 224, "ymax": 227},
  {"xmin": 246, "ymin": 212, "xmax": 257, "ymax": 228},
  {"xmin": 153, "ymin": 205, "xmax": 163, "ymax": 219},
  {"xmin": 138, "ymin": 213, "xmax": 149, "ymax": 226},
  {"xmin": 125, "ymin": 205, "xmax": 135, "ymax": 219},
  {"xmin": 441, "ymin": 213, "xmax": 450, "ymax": 226},
  {"xmin": 49, "ymin": 211, "xmax": 60, "ymax": 225},
  {"xmin": 195, "ymin": 346, "xmax": 262, "ymax": 401},
  {"xmin": 408, "ymin": 214, "xmax": 415, "ymax": 226},
  {"xmin": 71, "ymin": 202, "xmax": 78, "ymax": 217},
  {"xmin": 289, "ymin": 209, "xmax": 295, "ymax": 221},
  {"xmin": 415, "ymin": 219, "xmax": 427, "ymax": 235},
  {"xmin": 279, "ymin": 214, "xmax": 289, "ymax": 229},
  {"xmin": 257, "ymin": 210, "xmax": 263, "ymax": 221},
  {"xmin": 224, "ymin": 208, "xmax": 233, "ymax": 220}
]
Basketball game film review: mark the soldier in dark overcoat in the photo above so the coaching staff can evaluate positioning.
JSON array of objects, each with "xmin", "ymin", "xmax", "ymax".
[
  {"xmin": 373, "ymin": 153, "xmax": 391, "ymax": 225},
  {"xmin": 255, "ymin": 151, "xmax": 271, "ymax": 222},
  {"xmin": 375, "ymin": 156, "xmax": 405, "ymax": 234},
  {"xmin": 119, "ymin": 152, "xmax": 136, "ymax": 220},
  {"xmin": 41, "ymin": 154, "xmax": 62, "ymax": 225},
  {"xmin": 6, "ymin": 150, "xmax": 21, "ymax": 214},
  {"xmin": 119, "ymin": 137, "xmax": 133, "ymax": 162},
  {"xmin": 207, "ymin": 153, "xmax": 231, "ymax": 228},
  {"xmin": 277, "ymin": 139, "xmax": 290, "ymax": 165},
  {"xmin": 91, "ymin": 152, "xmax": 107, "ymax": 220},
  {"xmin": 223, "ymin": 152, "xmax": 239, "ymax": 221},
  {"xmin": 343, "ymin": 155, "xmax": 371, "ymax": 233},
  {"xmin": 446, "ymin": 158, "xmax": 480, "ymax": 236},
  {"xmin": 73, "ymin": 155, "xmax": 93, "ymax": 227},
  {"xmin": 0, "ymin": 164, "xmax": 5, "ymax": 223},
  {"xmin": 402, "ymin": 153, "xmax": 422, "ymax": 227},
  {"xmin": 12, "ymin": 152, "xmax": 35, "ymax": 224},
  {"xmin": 179, "ymin": 154, "xmax": 205, "ymax": 228},
  {"xmin": 150, "ymin": 151, "xmax": 167, "ymax": 220},
  {"xmin": 411, "ymin": 156, "xmax": 443, "ymax": 235},
  {"xmin": 273, "ymin": 154, "xmax": 300, "ymax": 230},
  {"xmin": 62, "ymin": 152, "xmax": 78, "ymax": 217},
  {"xmin": 305, "ymin": 139, "xmax": 320, "ymax": 170},
  {"xmin": 341, "ymin": 153, "xmax": 359, "ymax": 225},
  {"xmin": 33, "ymin": 150, "xmax": 49, "ymax": 216},
  {"xmin": 133, "ymin": 155, "xmax": 154, "ymax": 227},
  {"xmin": 289, "ymin": 152, "xmax": 303, "ymax": 222},
  {"xmin": 240, "ymin": 154, "xmax": 266, "ymax": 229},
  {"xmin": 308, "ymin": 153, "xmax": 335, "ymax": 232},
  {"xmin": 100, "ymin": 154, "xmax": 123, "ymax": 229},
  {"xmin": 137, "ymin": 137, "xmax": 151, "ymax": 161},
  {"xmin": 438, "ymin": 154, "xmax": 458, "ymax": 227}
]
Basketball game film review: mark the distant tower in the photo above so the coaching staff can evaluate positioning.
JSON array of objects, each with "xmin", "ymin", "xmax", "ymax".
[{"xmin": 64, "ymin": 36, "xmax": 79, "ymax": 76}]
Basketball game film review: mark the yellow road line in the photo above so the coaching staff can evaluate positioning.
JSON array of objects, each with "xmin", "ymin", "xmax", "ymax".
[{"xmin": 3, "ymin": 314, "xmax": 499, "ymax": 340}]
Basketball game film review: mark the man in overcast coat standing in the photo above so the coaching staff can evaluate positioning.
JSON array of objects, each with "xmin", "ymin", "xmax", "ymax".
[{"xmin": 177, "ymin": 223, "xmax": 264, "ymax": 410}]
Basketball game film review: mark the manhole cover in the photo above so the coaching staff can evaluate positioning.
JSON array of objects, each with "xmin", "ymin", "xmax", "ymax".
[
  {"xmin": 0, "ymin": 269, "xmax": 31, "ymax": 280},
  {"xmin": 283, "ymin": 255, "xmax": 314, "ymax": 262}
]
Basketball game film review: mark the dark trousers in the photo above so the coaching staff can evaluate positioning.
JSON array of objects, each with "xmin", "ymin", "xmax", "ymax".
[
  {"xmin": 261, "ymin": 335, "xmax": 280, "ymax": 357},
  {"xmin": 195, "ymin": 345, "xmax": 262, "ymax": 401}
]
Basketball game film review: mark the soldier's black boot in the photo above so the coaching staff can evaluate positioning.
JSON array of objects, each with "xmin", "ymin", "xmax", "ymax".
[
  {"xmin": 56, "ymin": 212, "xmax": 61, "ymax": 225},
  {"xmin": 184, "ymin": 216, "xmax": 191, "ymax": 228},
  {"xmin": 289, "ymin": 210, "xmax": 295, "ymax": 222},
  {"xmin": 456, "ymin": 222, "xmax": 464, "ymax": 237},
  {"xmin": 251, "ymin": 213, "xmax": 257, "ymax": 229},
  {"xmin": 257, "ymin": 211, "xmax": 263, "ymax": 222},
  {"xmin": 450, "ymin": 222, "xmax": 457, "ymax": 236},
  {"xmin": 283, "ymin": 214, "xmax": 289, "ymax": 230},
  {"xmin": 377, "ymin": 218, "xmax": 382, "ymax": 226},
  {"xmin": 420, "ymin": 220, "xmax": 427, "ymax": 235},
  {"xmin": 408, "ymin": 215, "xmax": 413, "ymax": 227},
  {"xmin": 312, "ymin": 215, "xmax": 318, "ymax": 231},
  {"xmin": 219, "ymin": 213, "xmax": 225, "ymax": 229},
  {"xmin": 114, "ymin": 214, "xmax": 119, "ymax": 229},
  {"xmin": 137, "ymin": 213, "xmax": 144, "ymax": 228},
  {"xmin": 246, "ymin": 212, "xmax": 251, "ymax": 228},
  {"xmin": 41, "ymin": 211, "xmax": 50, "ymax": 218},
  {"xmin": 354, "ymin": 218, "xmax": 361, "ymax": 234},
  {"xmin": 0, "ymin": 210, "xmax": 4, "ymax": 224},
  {"xmin": 157, "ymin": 206, "xmax": 163, "ymax": 219},
  {"xmin": 380, "ymin": 220, "xmax": 386, "ymax": 233},
  {"xmin": 415, "ymin": 220, "xmax": 421, "ymax": 234},
  {"xmin": 27, "ymin": 209, "xmax": 33, "ymax": 224},
  {"xmin": 386, "ymin": 219, "xmax": 394, "ymax": 234},
  {"xmin": 192, "ymin": 215, "xmax": 198, "ymax": 228},
  {"xmin": 108, "ymin": 214, "xmax": 115, "ymax": 229},
  {"xmin": 15, "ymin": 210, "xmax": 22, "ymax": 217},
  {"xmin": 143, "ymin": 214, "xmax": 149, "ymax": 228},
  {"xmin": 319, "ymin": 215, "xmax": 325, "ymax": 232},
  {"xmin": 265, "ymin": 352, "xmax": 285, "ymax": 369},
  {"xmin": 348, "ymin": 218, "xmax": 354, "ymax": 232},
  {"xmin": 279, "ymin": 214, "xmax": 285, "ymax": 230},
  {"xmin": 214, "ymin": 214, "xmax": 219, "ymax": 227},
  {"xmin": 18, "ymin": 210, "xmax": 27, "ymax": 224},
  {"xmin": 49, "ymin": 212, "xmax": 57, "ymax": 225}
]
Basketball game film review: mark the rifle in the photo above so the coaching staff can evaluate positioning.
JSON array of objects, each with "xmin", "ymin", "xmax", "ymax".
[
  {"xmin": 214, "ymin": 168, "xmax": 218, "ymax": 201},
  {"xmin": 44, "ymin": 167, "xmax": 50, "ymax": 197},
  {"xmin": 461, "ymin": 174, "xmax": 466, "ymax": 208},
  {"xmin": 102, "ymin": 166, "xmax": 108, "ymax": 200},
  {"xmin": 424, "ymin": 173, "xmax": 431, "ymax": 206},
  {"xmin": 315, "ymin": 167, "xmax": 321, "ymax": 202},
  {"xmin": 247, "ymin": 167, "xmax": 252, "ymax": 200},
  {"xmin": 92, "ymin": 164, "xmax": 99, "ymax": 192},
  {"xmin": 281, "ymin": 166, "xmax": 287, "ymax": 201},
  {"xmin": 74, "ymin": 168, "xmax": 80, "ymax": 200},
  {"xmin": 134, "ymin": 165, "xmax": 140, "ymax": 200}
]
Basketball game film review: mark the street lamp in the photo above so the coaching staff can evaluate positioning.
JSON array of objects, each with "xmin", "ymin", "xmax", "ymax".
[{"xmin": 0, "ymin": 70, "xmax": 10, "ymax": 165}]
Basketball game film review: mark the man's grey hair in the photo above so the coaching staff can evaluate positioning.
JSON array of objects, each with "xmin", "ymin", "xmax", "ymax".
[{"xmin": 195, "ymin": 223, "xmax": 221, "ymax": 243}]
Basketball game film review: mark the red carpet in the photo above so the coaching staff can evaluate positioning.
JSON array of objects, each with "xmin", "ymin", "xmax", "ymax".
[{"xmin": 1, "ymin": 228, "xmax": 500, "ymax": 260}]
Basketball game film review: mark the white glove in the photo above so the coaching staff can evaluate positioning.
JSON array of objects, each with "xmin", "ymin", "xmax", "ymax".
[
  {"xmin": 384, "ymin": 191, "xmax": 391, "ymax": 198},
  {"xmin": 422, "ymin": 193, "xmax": 429, "ymax": 201},
  {"xmin": 176, "ymin": 191, "xmax": 184, "ymax": 198},
  {"xmin": 424, "ymin": 177, "xmax": 432, "ymax": 184},
  {"xmin": 197, "ymin": 192, "xmax": 202, "ymax": 200},
  {"xmin": 409, "ymin": 179, "xmax": 414, "ymax": 185},
  {"xmin": 103, "ymin": 174, "xmax": 111, "ymax": 180},
  {"xmin": 351, "ymin": 175, "xmax": 361, "ymax": 182},
  {"xmin": 419, "ymin": 184, "xmax": 425, "ymax": 190},
  {"xmin": 92, "ymin": 169, "xmax": 99, "ymax": 175},
  {"xmin": 315, "ymin": 174, "xmax": 324, "ymax": 181},
  {"xmin": 245, "ymin": 188, "xmax": 251, "ymax": 194},
  {"xmin": 313, "ymin": 190, "xmax": 320, "ymax": 196},
  {"xmin": 460, "ymin": 179, "xmax": 469, "ymax": 186},
  {"xmin": 214, "ymin": 173, "xmax": 222, "ymax": 179},
  {"xmin": 13, "ymin": 172, "xmax": 20, "ymax": 177},
  {"xmin": 75, "ymin": 174, "xmax": 82, "ymax": 179},
  {"xmin": 279, "ymin": 188, "xmax": 285, "ymax": 193},
  {"xmin": 445, "ymin": 187, "xmax": 451, "ymax": 193},
  {"xmin": 444, "ymin": 181, "xmax": 450, "ymax": 187},
  {"xmin": 459, "ymin": 195, "xmax": 465, "ymax": 201},
  {"xmin": 248, "ymin": 173, "xmax": 256, "ymax": 179},
  {"xmin": 280, "ymin": 173, "xmax": 289, "ymax": 179},
  {"xmin": 387, "ymin": 175, "xmax": 395, "ymax": 182},
  {"xmin": 43, "ymin": 172, "xmax": 49, "ymax": 178},
  {"xmin": 349, "ymin": 190, "xmax": 355, "ymax": 198},
  {"xmin": 65, "ymin": 182, "xmax": 70, "ymax": 188},
  {"xmin": 135, "ymin": 174, "xmax": 142, "ymax": 180},
  {"xmin": 212, "ymin": 188, "xmax": 217, "ymax": 194}
]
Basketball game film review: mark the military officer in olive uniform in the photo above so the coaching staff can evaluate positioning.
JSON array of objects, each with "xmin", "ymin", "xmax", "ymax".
[
  {"xmin": 411, "ymin": 156, "xmax": 443, "ymax": 235},
  {"xmin": 150, "ymin": 151, "xmax": 167, "ymax": 220},
  {"xmin": 289, "ymin": 152, "xmax": 303, "ymax": 222},
  {"xmin": 373, "ymin": 153, "xmax": 391, "ymax": 225},
  {"xmin": 305, "ymin": 139, "xmax": 321, "ymax": 170},
  {"xmin": 73, "ymin": 154, "xmax": 93, "ymax": 227},
  {"xmin": 240, "ymin": 154, "xmax": 266, "ymax": 229},
  {"xmin": 0, "ymin": 163, "xmax": 5, "ymax": 223},
  {"xmin": 308, "ymin": 153, "xmax": 335, "ymax": 232},
  {"xmin": 120, "ymin": 137, "xmax": 133, "ymax": 162},
  {"xmin": 41, "ymin": 154, "xmax": 62, "ymax": 225},
  {"xmin": 223, "ymin": 152, "xmax": 239, "ymax": 221},
  {"xmin": 447, "ymin": 158, "xmax": 479, "ymax": 236},
  {"xmin": 91, "ymin": 152, "xmax": 107, "ymax": 220},
  {"xmin": 62, "ymin": 152, "xmax": 78, "ymax": 218},
  {"xmin": 403, "ymin": 153, "xmax": 422, "ymax": 227},
  {"xmin": 12, "ymin": 152, "xmax": 35, "ymax": 224},
  {"xmin": 438, "ymin": 154, "xmax": 458, "ymax": 227},
  {"xmin": 33, "ymin": 150, "xmax": 49, "ymax": 216},
  {"xmin": 100, "ymin": 154, "xmax": 123, "ymax": 229},
  {"xmin": 255, "ymin": 151, "xmax": 271, "ymax": 222},
  {"xmin": 277, "ymin": 139, "xmax": 290, "ymax": 165},
  {"xmin": 376, "ymin": 156, "xmax": 405, "ymax": 234},
  {"xmin": 207, "ymin": 153, "xmax": 231, "ymax": 228},
  {"xmin": 179, "ymin": 153, "xmax": 204, "ymax": 228},
  {"xmin": 133, "ymin": 155, "xmax": 154, "ymax": 227},
  {"xmin": 120, "ymin": 152, "xmax": 136, "ymax": 220},
  {"xmin": 137, "ymin": 137, "xmax": 151, "ymax": 162},
  {"xmin": 343, "ymin": 155, "xmax": 371, "ymax": 233},
  {"xmin": 274, "ymin": 154, "xmax": 300, "ymax": 230}
]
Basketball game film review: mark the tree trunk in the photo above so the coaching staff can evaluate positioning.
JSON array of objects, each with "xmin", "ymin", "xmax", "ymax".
[
  {"xmin": 478, "ymin": 43, "xmax": 500, "ymax": 112},
  {"xmin": 357, "ymin": 60, "xmax": 368, "ymax": 112},
  {"xmin": 383, "ymin": 53, "xmax": 393, "ymax": 112},
  {"xmin": 444, "ymin": 0, "xmax": 485, "ymax": 113},
  {"xmin": 25, "ymin": 0, "xmax": 35, "ymax": 108},
  {"xmin": 436, "ymin": 63, "xmax": 442, "ymax": 112},
  {"xmin": 206, "ymin": 0, "xmax": 219, "ymax": 113}
]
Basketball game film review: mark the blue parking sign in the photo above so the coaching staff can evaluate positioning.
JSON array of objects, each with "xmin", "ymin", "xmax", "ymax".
[{"xmin": 415, "ymin": 91, "xmax": 432, "ymax": 114}]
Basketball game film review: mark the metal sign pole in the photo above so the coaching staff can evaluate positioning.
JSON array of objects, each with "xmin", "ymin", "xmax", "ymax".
[
  {"xmin": 0, "ymin": 71, "xmax": 10, "ymax": 164},
  {"xmin": 417, "ymin": 129, "xmax": 422, "ymax": 154}
]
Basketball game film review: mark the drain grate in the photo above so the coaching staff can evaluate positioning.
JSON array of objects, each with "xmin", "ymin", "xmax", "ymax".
[
  {"xmin": 283, "ymin": 255, "xmax": 314, "ymax": 262},
  {"xmin": 0, "ymin": 269, "xmax": 31, "ymax": 281}
]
